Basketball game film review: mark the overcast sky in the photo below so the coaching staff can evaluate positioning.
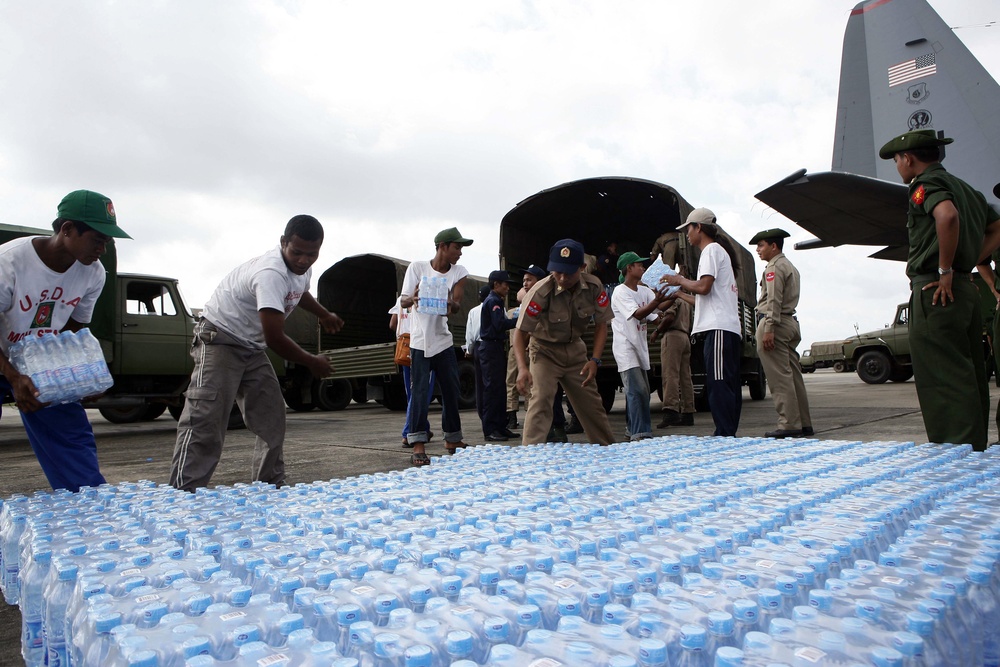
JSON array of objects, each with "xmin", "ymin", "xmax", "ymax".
[{"xmin": 1, "ymin": 0, "xmax": 997, "ymax": 346}]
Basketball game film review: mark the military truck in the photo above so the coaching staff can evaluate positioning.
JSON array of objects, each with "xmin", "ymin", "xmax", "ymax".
[
  {"xmin": 845, "ymin": 275, "xmax": 996, "ymax": 384},
  {"xmin": 280, "ymin": 253, "xmax": 487, "ymax": 412},
  {"xmin": 800, "ymin": 340, "xmax": 850, "ymax": 373},
  {"xmin": 498, "ymin": 176, "xmax": 766, "ymax": 410}
]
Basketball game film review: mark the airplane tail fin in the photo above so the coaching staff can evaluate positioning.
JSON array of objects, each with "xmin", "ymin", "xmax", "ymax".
[{"xmin": 832, "ymin": 0, "xmax": 1000, "ymax": 204}]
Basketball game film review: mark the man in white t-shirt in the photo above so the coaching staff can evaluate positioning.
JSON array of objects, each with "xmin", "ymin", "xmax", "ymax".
[
  {"xmin": 662, "ymin": 208, "xmax": 743, "ymax": 436},
  {"xmin": 611, "ymin": 252, "xmax": 664, "ymax": 441},
  {"xmin": 0, "ymin": 190, "xmax": 130, "ymax": 492},
  {"xmin": 170, "ymin": 215, "xmax": 344, "ymax": 491},
  {"xmin": 399, "ymin": 227, "xmax": 473, "ymax": 465}
]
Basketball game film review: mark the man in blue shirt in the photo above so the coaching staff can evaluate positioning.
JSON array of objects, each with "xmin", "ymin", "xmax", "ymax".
[{"xmin": 478, "ymin": 270, "xmax": 518, "ymax": 441}]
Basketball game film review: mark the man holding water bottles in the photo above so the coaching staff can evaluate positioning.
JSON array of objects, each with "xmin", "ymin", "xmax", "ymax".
[
  {"xmin": 399, "ymin": 227, "xmax": 474, "ymax": 465},
  {"xmin": 0, "ymin": 190, "xmax": 130, "ymax": 492}
]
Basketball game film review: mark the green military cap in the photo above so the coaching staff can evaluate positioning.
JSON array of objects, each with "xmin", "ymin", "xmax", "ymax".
[
  {"xmin": 748, "ymin": 228, "xmax": 790, "ymax": 245},
  {"xmin": 878, "ymin": 129, "xmax": 953, "ymax": 160}
]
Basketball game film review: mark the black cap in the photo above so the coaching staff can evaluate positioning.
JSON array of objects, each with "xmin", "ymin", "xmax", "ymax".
[
  {"xmin": 547, "ymin": 239, "xmax": 585, "ymax": 273},
  {"xmin": 478, "ymin": 285, "xmax": 490, "ymax": 302},
  {"xmin": 488, "ymin": 270, "xmax": 516, "ymax": 285},
  {"xmin": 525, "ymin": 265, "xmax": 547, "ymax": 279}
]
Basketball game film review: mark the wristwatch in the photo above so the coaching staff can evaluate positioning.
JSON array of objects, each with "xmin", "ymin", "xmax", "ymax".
[
  {"xmin": 938, "ymin": 267, "xmax": 953, "ymax": 275},
  {"xmin": 589, "ymin": 357, "xmax": 602, "ymax": 366}
]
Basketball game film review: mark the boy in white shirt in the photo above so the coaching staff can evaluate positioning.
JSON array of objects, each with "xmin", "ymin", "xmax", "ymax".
[{"xmin": 611, "ymin": 252, "xmax": 663, "ymax": 440}]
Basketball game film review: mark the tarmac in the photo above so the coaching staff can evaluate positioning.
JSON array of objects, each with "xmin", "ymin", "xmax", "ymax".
[{"xmin": 0, "ymin": 369, "xmax": 996, "ymax": 664}]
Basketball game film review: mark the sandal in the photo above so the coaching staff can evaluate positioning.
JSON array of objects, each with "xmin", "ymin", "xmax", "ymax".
[
  {"xmin": 445, "ymin": 442, "xmax": 468, "ymax": 455},
  {"xmin": 410, "ymin": 452, "xmax": 431, "ymax": 466}
]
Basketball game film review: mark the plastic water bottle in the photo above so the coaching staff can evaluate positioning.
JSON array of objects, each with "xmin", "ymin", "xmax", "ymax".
[
  {"xmin": 967, "ymin": 565, "xmax": 1000, "ymax": 667},
  {"xmin": 75, "ymin": 328, "xmax": 113, "ymax": 395},
  {"xmin": 20, "ymin": 546, "xmax": 52, "ymax": 667},
  {"xmin": 2, "ymin": 513, "xmax": 27, "ymax": 604},
  {"xmin": 44, "ymin": 560, "xmax": 78, "ymax": 667},
  {"xmin": 677, "ymin": 624, "xmax": 710, "ymax": 667}
]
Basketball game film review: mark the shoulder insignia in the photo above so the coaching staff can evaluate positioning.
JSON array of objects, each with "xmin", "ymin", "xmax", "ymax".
[
  {"xmin": 526, "ymin": 301, "xmax": 542, "ymax": 317},
  {"xmin": 765, "ymin": 271, "xmax": 775, "ymax": 282},
  {"xmin": 491, "ymin": 304, "xmax": 501, "ymax": 311},
  {"xmin": 597, "ymin": 291, "xmax": 610, "ymax": 307},
  {"xmin": 911, "ymin": 184, "xmax": 926, "ymax": 206}
]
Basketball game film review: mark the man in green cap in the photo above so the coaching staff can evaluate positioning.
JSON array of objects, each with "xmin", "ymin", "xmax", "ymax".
[
  {"xmin": 750, "ymin": 228, "xmax": 812, "ymax": 438},
  {"xmin": 610, "ymin": 251, "xmax": 664, "ymax": 440},
  {"xmin": 0, "ymin": 189, "xmax": 130, "ymax": 491},
  {"xmin": 879, "ymin": 129, "xmax": 1000, "ymax": 450}
]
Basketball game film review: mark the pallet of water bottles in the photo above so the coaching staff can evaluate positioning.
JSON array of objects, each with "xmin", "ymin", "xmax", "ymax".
[{"xmin": 1, "ymin": 437, "xmax": 998, "ymax": 667}]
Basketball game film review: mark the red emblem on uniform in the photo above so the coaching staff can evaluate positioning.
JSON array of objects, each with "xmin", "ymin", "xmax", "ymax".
[
  {"xmin": 492, "ymin": 304, "xmax": 501, "ymax": 311},
  {"xmin": 911, "ymin": 185, "xmax": 925, "ymax": 206},
  {"xmin": 765, "ymin": 272, "xmax": 775, "ymax": 282},
  {"xmin": 526, "ymin": 301, "xmax": 541, "ymax": 317},
  {"xmin": 597, "ymin": 291, "xmax": 609, "ymax": 307},
  {"xmin": 106, "ymin": 200, "xmax": 116, "ymax": 218}
]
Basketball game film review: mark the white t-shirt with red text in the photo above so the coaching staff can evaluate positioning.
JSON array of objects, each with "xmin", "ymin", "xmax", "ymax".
[{"xmin": 0, "ymin": 237, "xmax": 105, "ymax": 354}]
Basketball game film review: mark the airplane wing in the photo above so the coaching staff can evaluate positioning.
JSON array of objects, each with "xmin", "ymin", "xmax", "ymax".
[{"xmin": 754, "ymin": 169, "xmax": 909, "ymax": 258}]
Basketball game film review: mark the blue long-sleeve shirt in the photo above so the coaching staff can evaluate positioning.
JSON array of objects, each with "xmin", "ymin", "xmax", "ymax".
[{"xmin": 479, "ymin": 291, "xmax": 516, "ymax": 341}]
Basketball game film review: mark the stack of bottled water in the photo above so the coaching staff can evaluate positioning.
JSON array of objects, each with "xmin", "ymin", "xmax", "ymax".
[
  {"xmin": 418, "ymin": 277, "xmax": 449, "ymax": 316},
  {"xmin": 6, "ymin": 329, "xmax": 113, "ymax": 405},
  {"xmin": 1, "ymin": 437, "xmax": 998, "ymax": 666}
]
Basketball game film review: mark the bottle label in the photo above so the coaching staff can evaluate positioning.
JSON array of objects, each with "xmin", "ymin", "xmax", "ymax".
[
  {"xmin": 120, "ymin": 568, "xmax": 141, "ymax": 577},
  {"xmin": 529, "ymin": 660, "xmax": 564, "ymax": 667},
  {"xmin": 794, "ymin": 647, "xmax": 826, "ymax": 662},
  {"xmin": 258, "ymin": 655, "xmax": 290, "ymax": 667},
  {"xmin": 755, "ymin": 560, "xmax": 776, "ymax": 569},
  {"xmin": 351, "ymin": 586, "xmax": 375, "ymax": 595},
  {"xmin": 221, "ymin": 611, "xmax": 247, "ymax": 621},
  {"xmin": 554, "ymin": 579, "xmax": 575, "ymax": 589},
  {"xmin": 134, "ymin": 594, "xmax": 160, "ymax": 603}
]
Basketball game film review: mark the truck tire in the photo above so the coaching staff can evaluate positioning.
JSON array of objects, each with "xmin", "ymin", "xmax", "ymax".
[
  {"xmin": 142, "ymin": 404, "xmax": 167, "ymax": 421},
  {"xmin": 598, "ymin": 381, "xmax": 617, "ymax": 414},
  {"xmin": 316, "ymin": 378, "xmax": 352, "ymax": 411},
  {"xmin": 833, "ymin": 361, "xmax": 846, "ymax": 373},
  {"xmin": 166, "ymin": 398, "xmax": 246, "ymax": 430},
  {"xmin": 857, "ymin": 350, "xmax": 892, "ymax": 384},
  {"xmin": 99, "ymin": 405, "xmax": 150, "ymax": 424},
  {"xmin": 889, "ymin": 366, "xmax": 913, "ymax": 383},
  {"xmin": 378, "ymin": 379, "xmax": 408, "ymax": 411},
  {"xmin": 282, "ymin": 377, "xmax": 316, "ymax": 412},
  {"xmin": 457, "ymin": 359, "xmax": 477, "ymax": 410},
  {"xmin": 352, "ymin": 379, "xmax": 369, "ymax": 405},
  {"xmin": 748, "ymin": 360, "xmax": 767, "ymax": 400}
]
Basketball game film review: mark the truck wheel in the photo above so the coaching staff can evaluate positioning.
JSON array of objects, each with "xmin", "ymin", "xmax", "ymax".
[
  {"xmin": 889, "ymin": 366, "xmax": 913, "ymax": 383},
  {"xmin": 857, "ymin": 350, "xmax": 892, "ymax": 384},
  {"xmin": 352, "ymin": 379, "xmax": 369, "ymax": 405},
  {"xmin": 99, "ymin": 405, "xmax": 149, "ymax": 424},
  {"xmin": 833, "ymin": 361, "xmax": 846, "ymax": 373},
  {"xmin": 748, "ymin": 360, "xmax": 767, "ymax": 400},
  {"xmin": 378, "ymin": 377, "xmax": 409, "ymax": 411},
  {"xmin": 283, "ymin": 377, "xmax": 316, "ymax": 412},
  {"xmin": 457, "ymin": 360, "xmax": 477, "ymax": 410},
  {"xmin": 142, "ymin": 404, "xmax": 167, "ymax": 421},
  {"xmin": 598, "ymin": 381, "xmax": 618, "ymax": 414},
  {"xmin": 315, "ymin": 379, "xmax": 352, "ymax": 411}
]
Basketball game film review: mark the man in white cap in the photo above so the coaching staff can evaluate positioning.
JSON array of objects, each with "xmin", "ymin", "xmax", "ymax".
[{"xmin": 662, "ymin": 208, "xmax": 744, "ymax": 436}]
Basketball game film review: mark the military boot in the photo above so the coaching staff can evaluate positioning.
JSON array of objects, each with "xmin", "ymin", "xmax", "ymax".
[{"xmin": 657, "ymin": 409, "xmax": 682, "ymax": 428}]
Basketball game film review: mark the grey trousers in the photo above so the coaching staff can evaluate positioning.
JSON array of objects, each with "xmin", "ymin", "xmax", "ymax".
[{"xmin": 170, "ymin": 319, "xmax": 286, "ymax": 491}]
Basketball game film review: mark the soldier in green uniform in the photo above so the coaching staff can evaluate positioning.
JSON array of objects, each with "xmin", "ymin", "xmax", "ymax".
[
  {"xmin": 513, "ymin": 239, "xmax": 615, "ymax": 446},
  {"xmin": 879, "ymin": 129, "xmax": 1000, "ymax": 450},
  {"xmin": 749, "ymin": 228, "xmax": 813, "ymax": 438}
]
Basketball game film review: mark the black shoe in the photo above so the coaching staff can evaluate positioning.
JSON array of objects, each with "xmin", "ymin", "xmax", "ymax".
[
  {"xmin": 679, "ymin": 413, "xmax": 694, "ymax": 426},
  {"xmin": 802, "ymin": 426, "xmax": 814, "ymax": 437},
  {"xmin": 487, "ymin": 432, "xmax": 510, "ymax": 442},
  {"xmin": 506, "ymin": 412, "xmax": 519, "ymax": 430},
  {"xmin": 502, "ymin": 428, "xmax": 519, "ymax": 439},
  {"xmin": 766, "ymin": 428, "xmax": 804, "ymax": 439},
  {"xmin": 657, "ymin": 409, "xmax": 681, "ymax": 428},
  {"xmin": 565, "ymin": 417, "xmax": 584, "ymax": 434}
]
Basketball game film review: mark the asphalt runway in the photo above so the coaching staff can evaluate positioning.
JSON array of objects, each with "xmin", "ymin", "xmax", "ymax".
[{"xmin": 0, "ymin": 369, "xmax": 995, "ymax": 664}]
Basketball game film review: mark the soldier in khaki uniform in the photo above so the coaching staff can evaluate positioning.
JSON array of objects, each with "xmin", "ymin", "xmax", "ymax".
[
  {"xmin": 880, "ymin": 129, "xmax": 1000, "ymax": 450},
  {"xmin": 751, "ymin": 228, "xmax": 813, "ymax": 438},
  {"xmin": 514, "ymin": 239, "xmax": 615, "ymax": 446},
  {"xmin": 652, "ymin": 293, "xmax": 695, "ymax": 427}
]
